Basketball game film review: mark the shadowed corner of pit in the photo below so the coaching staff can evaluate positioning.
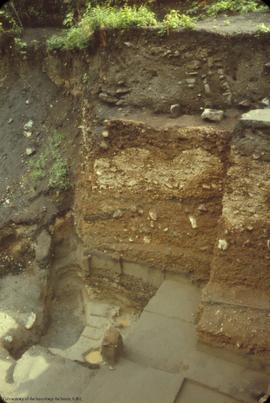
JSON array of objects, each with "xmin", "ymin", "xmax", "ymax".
[
  {"xmin": 0, "ymin": 1, "xmax": 8, "ymax": 9},
  {"xmin": 261, "ymin": 0, "xmax": 270, "ymax": 10},
  {"xmin": 0, "ymin": 395, "xmax": 6, "ymax": 403}
]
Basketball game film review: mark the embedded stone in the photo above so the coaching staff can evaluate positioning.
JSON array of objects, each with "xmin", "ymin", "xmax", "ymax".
[{"xmin": 201, "ymin": 108, "xmax": 224, "ymax": 122}]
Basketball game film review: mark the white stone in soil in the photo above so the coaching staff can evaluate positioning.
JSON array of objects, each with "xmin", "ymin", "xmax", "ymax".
[
  {"xmin": 201, "ymin": 108, "xmax": 224, "ymax": 122},
  {"xmin": 25, "ymin": 312, "xmax": 36, "ymax": 330},
  {"xmin": 24, "ymin": 120, "xmax": 33, "ymax": 130},
  {"xmin": 218, "ymin": 239, "xmax": 228, "ymax": 251},
  {"xmin": 26, "ymin": 147, "xmax": 35, "ymax": 156},
  {"xmin": 149, "ymin": 209, "xmax": 157, "ymax": 221},
  {"xmin": 0, "ymin": 312, "xmax": 18, "ymax": 337},
  {"xmin": 188, "ymin": 215, "xmax": 197, "ymax": 229},
  {"xmin": 3, "ymin": 335, "xmax": 13, "ymax": 343}
]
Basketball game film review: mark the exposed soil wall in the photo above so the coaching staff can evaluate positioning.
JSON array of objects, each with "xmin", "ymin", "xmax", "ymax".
[
  {"xmin": 44, "ymin": 29, "xmax": 270, "ymax": 114},
  {"xmin": 74, "ymin": 120, "xmax": 230, "ymax": 283},
  {"xmin": 0, "ymin": 22, "xmax": 270, "ymax": 359}
]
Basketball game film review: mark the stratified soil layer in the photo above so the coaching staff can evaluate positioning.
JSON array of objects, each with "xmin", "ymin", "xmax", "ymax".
[{"xmin": 74, "ymin": 120, "xmax": 231, "ymax": 283}]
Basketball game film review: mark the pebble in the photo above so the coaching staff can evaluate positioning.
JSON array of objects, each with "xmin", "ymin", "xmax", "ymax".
[
  {"xmin": 149, "ymin": 209, "xmax": 157, "ymax": 221},
  {"xmin": 102, "ymin": 130, "xmax": 109, "ymax": 138},
  {"xmin": 8, "ymin": 118, "xmax": 13, "ymax": 124},
  {"xmin": 24, "ymin": 120, "xmax": 33, "ymax": 130},
  {"xmin": 26, "ymin": 147, "xmax": 35, "ymax": 156},
  {"xmin": 25, "ymin": 312, "xmax": 36, "ymax": 330},
  {"xmin": 24, "ymin": 131, "xmax": 32, "ymax": 138},
  {"xmin": 201, "ymin": 108, "xmax": 224, "ymax": 122},
  {"xmin": 198, "ymin": 204, "xmax": 208, "ymax": 212},
  {"xmin": 188, "ymin": 215, "xmax": 197, "ymax": 229},
  {"xmin": 100, "ymin": 141, "xmax": 109, "ymax": 150},
  {"xmin": 4, "ymin": 335, "xmax": 13, "ymax": 343},
  {"xmin": 113, "ymin": 209, "xmax": 123, "ymax": 219},
  {"xmin": 143, "ymin": 236, "xmax": 151, "ymax": 244},
  {"xmin": 218, "ymin": 239, "xmax": 228, "ymax": 251},
  {"xmin": 186, "ymin": 78, "xmax": 196, "ymax": 85},
  {"xmin": 170, "ymin": 104, "xmax": 180, "ymax": 118}
]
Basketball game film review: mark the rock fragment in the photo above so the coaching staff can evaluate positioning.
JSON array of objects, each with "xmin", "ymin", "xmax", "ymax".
[
  {"xmin": 170, "ymin": 104, "xmax": 180, "ymax": 118},
  {"xmin": 84, "ymin": 350, "xmax": 103, "ymax": 368},
  {"xmin": 25, "ymin": 312, "xmax": 36, "ymax": 330},
  {"xmin": 26, "ymin": 147, "xmax": 35, "ymax": 156},
  {"xmin": 188, "ymin": 215, "xmax": 197, "ymax": 229},
  {"xmin": 149, "ymin": 209, "xmax": 157, "ymax": 221},
  {"xmin": 24, "ymin": 120, "xmax": 33, "ymax": 130},
  {"xmin": 101, "ymin": 326, "xmax": 123, "ymax": 365},
  {"xmin": 201, "ymin": 108, "xmax": 224, "ymax": 122},
  {"xmin": 218, "ymin": 239, "xmax": 228, "ymax": 251}
]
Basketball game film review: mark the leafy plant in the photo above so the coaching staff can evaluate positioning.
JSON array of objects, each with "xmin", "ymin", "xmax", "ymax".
[
  {"xmin": 256, "ymin": 23, "xmax": 270, "ymax": 33},
  {"xmin": 47, "ymin": 5, "xmax": 158, "ymax": 50},
  {"xmin": 27, "ymin": 153, "xmax": 47, "ymax": 182},
  {"xmin": 26, "ymin": 132, "xmax": 70, "ymax": 191},
  {"xmin": 161, "ymin": 10, "xmax": 196, "ymax": 31},
  {"xmin": 49, "ymin": 158, "xmax": 69, "ymax": 190},
  {"xmin": 0, "ymin": 6, "xmax": 22, "ymax": 34},
  {"xmin": 14, "ymin": 37, "xmax": 27, "ymax": 49},
  {"xmin": 206, "ymin": 0, "xmax": 268, "ymax": 16}
]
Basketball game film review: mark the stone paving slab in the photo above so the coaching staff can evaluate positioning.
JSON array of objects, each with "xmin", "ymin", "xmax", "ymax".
[
  {"xmin": 50, "ymin": 332, "xmax": 100, "ymax": 362},
  {"xmin": 11, "ymin": 346, "xmax": 95, "ymax": 401},
  {"xmin": 82, "ymin": 358, "xmax": 184, "ymax": 403},
  {"xmin": 125, "ymin": 280, "xmax": 269, "ymax": 402},
  {"xmin": 176, "ymin": 379, "xmax": 243, "ymax": 403},
  {"xmin": 125, "ymin": 310, "xmax": 197, "ymax": 373},
  {"xmin": 145, "ymin": 279, "xmax": 200, "ymax": 323}
]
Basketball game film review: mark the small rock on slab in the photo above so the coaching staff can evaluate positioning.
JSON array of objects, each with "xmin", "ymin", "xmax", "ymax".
[
  {"xmin": 201, "ymin": 108, "xmax": 224, "ymax": 122},
  {"xmin": 85, "ymin": 350, "xmax": 103, "ymax": 367},
  {"xmin": 101, "ymin": 326, "xmax": 123, "ymax": 365}
]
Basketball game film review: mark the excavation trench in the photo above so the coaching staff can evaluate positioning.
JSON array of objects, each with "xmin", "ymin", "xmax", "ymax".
[
  {"xmin": 0, "ymin": 18, "xmax": 270, "ymax": 401},
  {"xmin": 0, "ymin": 114, "xmax": 231, "ymax": 364}
]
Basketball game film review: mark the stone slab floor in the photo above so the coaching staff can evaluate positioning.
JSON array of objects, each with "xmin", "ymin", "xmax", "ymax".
[{"xmin": 1, "ymin": 279, "xmax": 269, "ymax": 403}]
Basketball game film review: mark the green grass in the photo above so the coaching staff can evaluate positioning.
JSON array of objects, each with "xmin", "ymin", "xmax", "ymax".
[
  {"xmin": 256, "ymin": 23, "xmax": 270, "ymax": 33},
  {"xmin": 47, "ymin": 5, "xmax": 197, "ymax": 50},
  {"xmin": 47, "ymin": 5, "xmax": 158, "ymax": 50},
  {"xmin": 206, "ymin": 0, "xmax": 268, "ymax": 17},
  {"xmin": 161, "ymin": 10, "xmax": 196, "ymax": 32},
  {"xmin": 26, "ymin": 132, "xmax": 70, "ymax": 191}
]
